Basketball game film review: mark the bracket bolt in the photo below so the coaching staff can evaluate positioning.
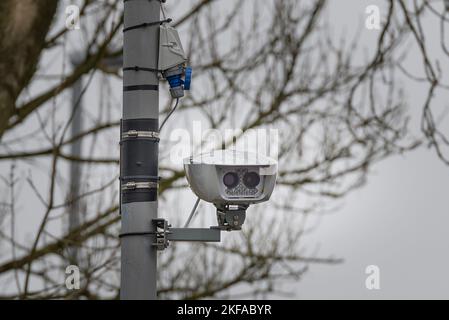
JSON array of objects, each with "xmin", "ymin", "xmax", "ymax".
[{"xmin": 128, "ymin": 130, "xmax": 138, "ymax": 137}]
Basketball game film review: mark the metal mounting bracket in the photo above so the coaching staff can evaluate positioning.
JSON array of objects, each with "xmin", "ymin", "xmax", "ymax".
[
  {"xmin": 153, "ymin": 218, "xmax": 170, "ymax": 250},
  {"xmin": 215, "ymin": 204, "xmax": 247, "ymax": 231},
  {"xmin": 152, "ymin": 218, "xmax": 221, "ymax": 251}
]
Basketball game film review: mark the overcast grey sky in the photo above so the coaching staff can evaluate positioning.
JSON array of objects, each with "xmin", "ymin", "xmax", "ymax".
[
  {"xmin": 297, "ymin": 148, "xmax": 449, "ymax": 299},
  {"xmin": 294, "ymin": 0, "xmax": 449, "ymax": 299}
]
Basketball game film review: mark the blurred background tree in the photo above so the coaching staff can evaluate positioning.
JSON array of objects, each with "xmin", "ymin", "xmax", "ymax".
[{"xmin": 0, "ymin": 0, "xmax": 448, "ymax": 299}]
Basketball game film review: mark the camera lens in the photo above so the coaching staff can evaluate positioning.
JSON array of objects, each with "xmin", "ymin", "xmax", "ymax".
[
  {"xmin": 243, "ymin": 171, "xmax": 260, "ymax": 189},
  {"xmin": 223, "ymin": 172, "xmax": 239, "ymax": 189}
]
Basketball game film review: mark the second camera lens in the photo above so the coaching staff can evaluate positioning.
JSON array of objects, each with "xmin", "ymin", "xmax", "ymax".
[{"xmin": 243, "ymin": 171, "xmax": 260, "ymax": 189}]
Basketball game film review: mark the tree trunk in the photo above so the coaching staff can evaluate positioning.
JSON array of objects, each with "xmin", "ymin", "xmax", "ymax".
[{"xmin": 0, "ymin": 0, "xmax": 58, "ymax": 139}]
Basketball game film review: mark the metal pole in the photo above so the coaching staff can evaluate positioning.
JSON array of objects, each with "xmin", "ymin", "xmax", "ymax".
[
  {"xmin": 68, "ymin": 55, "xmax": 83, "ymax": 265},
  {"xmin": 120, "ymin": 0, "xmax": 160, "ymax": 300}
]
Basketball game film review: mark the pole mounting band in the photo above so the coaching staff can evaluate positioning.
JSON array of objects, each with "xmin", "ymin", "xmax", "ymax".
[
  {"xmin": 123, "ymin": 84, "xmax": 158, "ymax": 91},
  {"xmin": 123, "ymin": 66, "xmax": 160, "ymax": 73},
  {"xmin": 122, "ymin": 130, "xmax": 159, "ymax": 140},
  {"xmin": 121, "ymin": 181, "xmax": 158, "ymax": 191}
]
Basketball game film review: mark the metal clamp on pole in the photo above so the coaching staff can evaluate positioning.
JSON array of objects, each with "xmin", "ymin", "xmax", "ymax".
[
  {"xmin": 152, "ymin": 218, "xmax": 221, "ymax": 251},
  {"xmin": 121, "ymin": 181, "xmax": 158, "ymax": 191},
  {"xmin": 120, "ymin": 118, "xmax": 159, "ymax": 205},
  {"xmin": 121, "ymin": 130, "xmax": 160, "ymax": 140}
]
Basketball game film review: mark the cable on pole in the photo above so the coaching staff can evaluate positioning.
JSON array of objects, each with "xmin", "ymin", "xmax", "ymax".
[
  {"xmin": 159, "ymin": 98, "xmax": 179, "ymax": 132},
  {"xmin": 183, "ymin": 197, "xmax": 201, "ymax": 228}
]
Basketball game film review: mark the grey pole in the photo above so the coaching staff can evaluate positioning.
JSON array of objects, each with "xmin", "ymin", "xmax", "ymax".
[
  {"xmin": 68, "ymin": 55, "xmax": 84, "ymax": 265},
  {"xmin": 120, "ymin": 0, "xmax": 160, "ymax": 300}
]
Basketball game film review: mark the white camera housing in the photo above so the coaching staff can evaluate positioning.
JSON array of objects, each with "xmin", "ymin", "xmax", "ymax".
[{"xmin": 184, "ymin": 150, "xmax": 277, "ymax": 206}]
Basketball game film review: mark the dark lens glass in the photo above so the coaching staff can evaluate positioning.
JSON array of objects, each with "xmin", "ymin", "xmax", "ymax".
[
  {"xmin": 223, "ymin": 172, "xmax": 239, "ymax": 188},
  {"xmin": 243, "ymin": 171, "xmax": 260, "ymax": 189}
]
